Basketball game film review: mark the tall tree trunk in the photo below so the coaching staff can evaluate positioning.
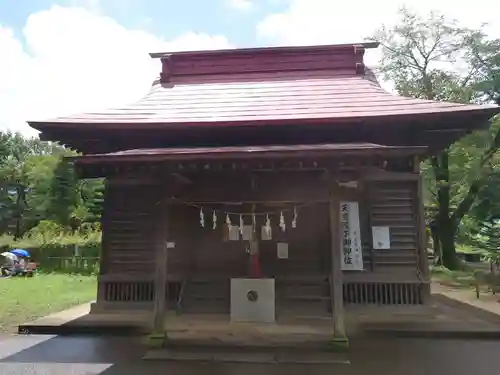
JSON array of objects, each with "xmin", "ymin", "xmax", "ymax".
[
  {"xmin": 438, "ymin": 216, "xmax": 460, "ymax": 269},
  {"xmin": 432, "ymin": 150, "xmax": 459, "ymax": 269}
]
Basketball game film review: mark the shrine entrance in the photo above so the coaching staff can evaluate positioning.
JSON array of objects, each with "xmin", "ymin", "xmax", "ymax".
[
  {"xmin": 176, "ymin": 188, "xmax": 336, "ymax": 322},
  {"xmin": 190, "ymin": 201, "xmax": 329, "ymax": 281}
]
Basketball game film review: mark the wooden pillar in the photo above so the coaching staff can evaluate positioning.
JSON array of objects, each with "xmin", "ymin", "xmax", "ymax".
[
  {"xmin": 149, "ymin": 199, "xmax": 169, "ymax": 347},
  {"xmin": 329, "ymin": 178, "xmax": 348, "ymax": 347},
  {"xmin": 153, "ymin": 242, "xmax": 168, "ymax": 329},
  {"xmin": 93, "ymin": 181, "xmax": 110, "ymax": 313},
  {"xmin": 416, "ymin": 173, "xmax": 431, "ymax": 302},
  {"xmin": 413, "ymin": 155, "xmax": 431, "ymax": 303}
]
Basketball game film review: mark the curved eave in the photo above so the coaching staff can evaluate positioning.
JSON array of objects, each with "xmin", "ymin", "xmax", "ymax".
[
  {"xmin": 70, "ymin": 143, "xmax": 428, "ymax": 164},
  {"xmin": 28, "ymin": 74, "xmax": 500, "ymax": 132},
  {"xmin": 29, "ymin": 107, "xmax": 499, "ymax": 132}
]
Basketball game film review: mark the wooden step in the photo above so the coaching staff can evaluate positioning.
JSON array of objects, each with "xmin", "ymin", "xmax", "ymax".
[
  {"xmin": 277, "ymin": 285, "xmax": 327, "ymax": 295},
  {"xmin": 180, "ymin": 278, "xmax": 230, "ymax": 313},
  {"xmin": 284, "ymin": 295, "xmax": 330, "ymax": 302},
  {"xmin": 181, "ymin": 299, "xmax": 229, "ymax": 314},
  {"xmin": 184, "ymin": 295, "xmax": 228, "ymax": 301}
]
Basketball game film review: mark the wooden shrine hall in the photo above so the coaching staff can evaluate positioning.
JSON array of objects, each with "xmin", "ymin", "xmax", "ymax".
[{"xmin": 28, "ymin": 42, "xmax": 499, "ymax": 343}]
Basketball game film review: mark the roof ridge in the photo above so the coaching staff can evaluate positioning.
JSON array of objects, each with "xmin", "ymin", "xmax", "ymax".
[
  {"xmin": 159, "ymin": 44, "xmax": 368, "ymax": 84},
  {"xmin": 149, "ymin": 42, "xmax": 380, "ymax": 59}
]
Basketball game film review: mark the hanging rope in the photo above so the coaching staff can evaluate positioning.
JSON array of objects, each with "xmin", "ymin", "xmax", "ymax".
[{"xmin": 169, "ymin": 197, "xmax": 314, "ymax": 216}]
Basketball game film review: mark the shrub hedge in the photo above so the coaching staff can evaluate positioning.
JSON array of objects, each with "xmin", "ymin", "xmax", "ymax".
[{"xmin": 0, "ymin": 221, "xmax": 101, "ymax": 274}]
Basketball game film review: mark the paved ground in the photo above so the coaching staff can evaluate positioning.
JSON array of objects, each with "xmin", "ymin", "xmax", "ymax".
[
  {"xmin": 19, "ymin": 290, "xmax": 500, "ymax": 340},
  {"xmin": 432, "ymin": 283, "xmax": 500, "ymax": 316},
  {"xmin": 1, "ymin": 334, "xmax": 500, "ymax": 375},
  {"xmin": 3, "ymin": 283, "xmax": 500, "ymax": 374}
]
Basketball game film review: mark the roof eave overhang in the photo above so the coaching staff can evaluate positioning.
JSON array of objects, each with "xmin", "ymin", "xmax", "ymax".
[
  {"xmin": 68, "ymin": 145, "xmax": 428, "ymax": 167},
  {"xmin": 28, "ymin": 106, "xmax": 500, "ymax": 134}
]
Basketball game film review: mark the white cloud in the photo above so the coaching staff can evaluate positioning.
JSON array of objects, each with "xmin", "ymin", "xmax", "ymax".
[
  {"xmin": 228, "ymin": 0, "xmax": 254, "ymax": 12},
  {"xmin": 257, "ymin": 0, "xmax": 500, "ymax": 69},
  {"xmin": 0, "ymin": 6, "xmax": 232, "ymax": 136}
]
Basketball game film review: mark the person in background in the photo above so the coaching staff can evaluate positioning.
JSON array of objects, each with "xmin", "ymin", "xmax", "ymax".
[
  {"xmin": 13, "ymin": 256, "xmax": 26, "ymax": 276},
  {"xmin": 1, "ymin": 253, "xmax": 18, "ymax": 276}
]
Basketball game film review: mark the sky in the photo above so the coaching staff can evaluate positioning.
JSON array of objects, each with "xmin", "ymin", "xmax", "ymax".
[{"xmin": 1, "ymin": 0, "xmax": 499, "ymax": 136}]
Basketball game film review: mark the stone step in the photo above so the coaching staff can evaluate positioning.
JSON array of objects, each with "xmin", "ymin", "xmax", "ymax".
[{"xmin": 144, "ymin": 348, "xmax": 350, "ymax": 364}]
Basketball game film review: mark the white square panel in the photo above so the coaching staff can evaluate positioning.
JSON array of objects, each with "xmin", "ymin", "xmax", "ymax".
[{"xmin": 230, "ymin": 278, "xmax": 275, "ymax": 323}]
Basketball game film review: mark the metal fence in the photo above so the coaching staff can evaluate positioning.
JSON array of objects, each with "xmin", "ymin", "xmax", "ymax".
[{"xmin": 38, "ymin": 256, "xmax": 100, "ymax": 275}]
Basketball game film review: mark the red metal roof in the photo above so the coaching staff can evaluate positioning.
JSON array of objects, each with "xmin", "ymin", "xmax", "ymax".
[
  {"xmin": 70, "ymin": 143, "xmax": 428, "ymax": 164},
  {"xmin": 28, "ymin": 43, "xmax": 499, "ymax": 131}
]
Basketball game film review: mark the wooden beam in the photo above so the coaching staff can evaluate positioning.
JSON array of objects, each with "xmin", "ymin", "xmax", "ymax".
[
  {"xmin": 74, "ymin": 157, "xmax": 392, "ymax": 180},
  {"xmin": 179, "ymin": 173, "xmax": 329, "ymax": 203},
  {"xmin": 362, "ymin": 170, "xmax": 419, "ymax": 181},
  {"xmin": 423, "ymin": 128, "xmax": 468, "ymax": 134},
  {"xmin": 172, "ymin": 199, "xmax": 329, "ymax": 205},
  {"xmin": 151, "ymin": 199, "xmax": 169, "ymax": 344},
  {"xmin": 329, "ymin": 178, "xmax": 346, "ymax": 339},
  {"xmin": 107, "ymin": 176, "xmax": 160, "ymax": 186},
  {"xmin": 171, "ymin": 173, "xmax": 193, "ymax": 185}
]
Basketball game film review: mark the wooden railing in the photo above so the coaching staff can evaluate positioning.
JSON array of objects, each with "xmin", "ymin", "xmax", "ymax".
[
  {"xmin": 103, "ymin": 281, "xmax": 154, "ymax": 302},
  {"xmin": 343, "ymin": 282, "xmax": 423, "ymax": 305},
  {"xmin": 96, "ymin": 274, "xmax": 425, "ymax": 306}
]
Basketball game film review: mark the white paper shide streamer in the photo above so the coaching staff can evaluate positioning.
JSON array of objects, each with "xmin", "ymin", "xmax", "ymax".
[
  {"xmin": 239, "ymin": 214, "xmax": 244, "ymax": 235},
  {"xmin": 199, "ymin": 208, "xmax": 205, "ymax": 228},
  {"xmin": 194, "ymin": 204, "xmax": 301, "ymax": 233},
  {"xmin": 265, "ymin": 214, "xmax": 272, "ymax": 237},
  {"xmin": 279, "ymin": 211, "xmax": 286, "ymax": 232}
]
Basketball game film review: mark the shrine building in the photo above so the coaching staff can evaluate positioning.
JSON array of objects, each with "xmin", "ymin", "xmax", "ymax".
[{"xmin": 28, "ymin": 42, "xmax": 500, "ymax": 344}]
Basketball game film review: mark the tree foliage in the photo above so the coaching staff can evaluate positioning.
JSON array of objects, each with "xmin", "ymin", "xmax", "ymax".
[
  {"xmin": 0, "ymin": 131, "xmax": 102, "ymax": 237},
  {"xmin": 374, "ymin": 8, "xmax": 500, "ymax": 269}
]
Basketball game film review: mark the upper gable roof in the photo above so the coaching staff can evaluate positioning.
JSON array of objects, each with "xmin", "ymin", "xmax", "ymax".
[{"xmin": 28, "ymin": 42, "xmax": 499, "ymax": 132}]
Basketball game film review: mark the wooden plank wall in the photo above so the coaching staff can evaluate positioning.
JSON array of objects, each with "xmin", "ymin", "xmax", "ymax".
[
  {"xmin": 102, "ymin": 182, "xmax": 195, "ymax": 278},
  {"xmin": 100, "ymin": 175, "xmax": 421, "ymax": 280},
  {"xmin": 102, "ymin": 183, "xmax": 159, "ymax": 274},
  {"xmin": 178, "ymin": 204, "xmax": 329, "ymax": 278},
  {"xmin": 365, "ymin": 180, "xmax": 420, "ymax": 274},
  {"xmin": 260, "ymin": 204, "xmax": 329, "ymax": 278},
  {"xmin": 181, "ymin": 205, "xmax": 247, "ymax": 278}
]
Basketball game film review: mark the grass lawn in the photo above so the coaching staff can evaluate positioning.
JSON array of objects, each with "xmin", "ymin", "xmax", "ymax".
[{"xmin": 0, "ymin": 274, "xmax": 97, "ymax": 334}]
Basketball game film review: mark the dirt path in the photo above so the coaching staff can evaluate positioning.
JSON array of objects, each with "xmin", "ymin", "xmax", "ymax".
[{"xmin": 432, "ymin": 282, "xmax": 500, "ymax": 319}]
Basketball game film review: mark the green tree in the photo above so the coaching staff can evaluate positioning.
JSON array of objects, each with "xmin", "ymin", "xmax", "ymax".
[
  {"xmin": 374, "ymin": 8, "xmax": 500, "ymax": 269},
  {"xmin": 0, "ymin": 131, "xmax": 84, "ymax": 234},
  {"xmin": 469, "ymin": 220, "xmax": 500, "ymax": 266},
  {"xmin": 469, "ymin": 37, "xmax": 500, "ymax": 105},
  {"xmin": 46, "ymin": 158, "xmax": 79, "ymax": 227},
  {"xmin": 83, "ymin": 181, "xmax": 105, "ymax": 224}
]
